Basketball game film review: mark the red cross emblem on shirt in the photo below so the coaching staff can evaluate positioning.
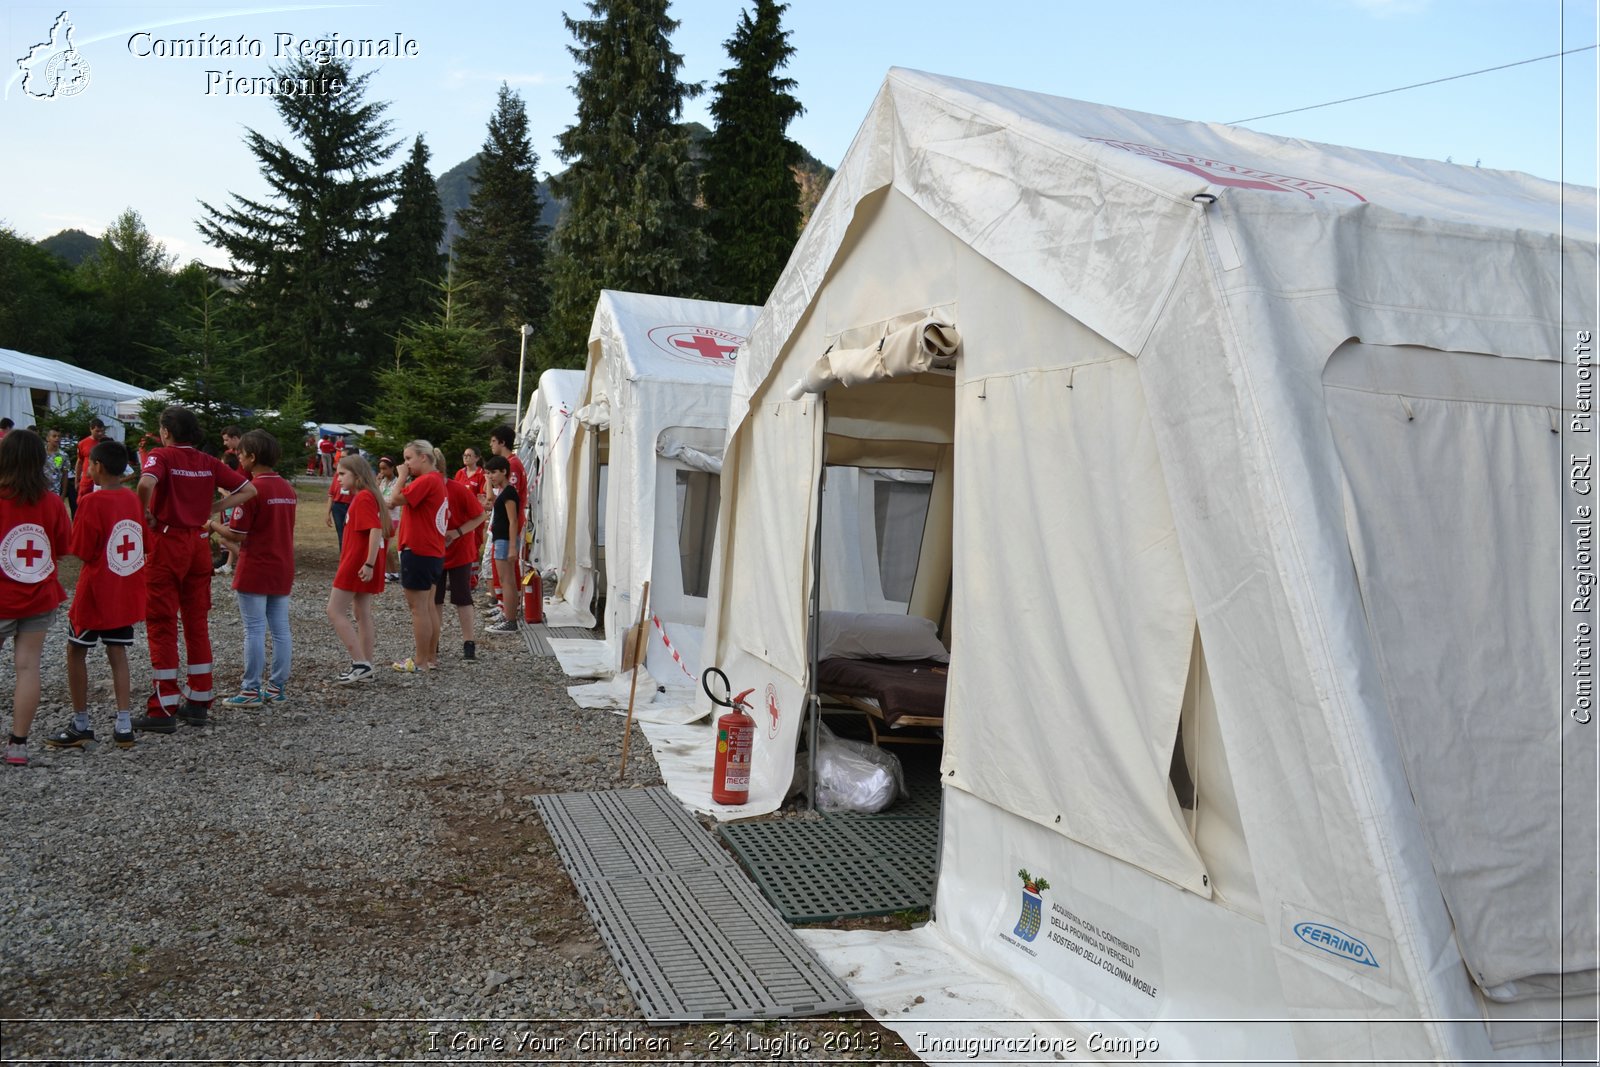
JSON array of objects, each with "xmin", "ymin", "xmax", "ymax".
[
  {"xmin": 673, "ymin": 335, "xmax": 738, "ymax": 361},
  {"xmin": 15, "ymin": 539, "xmax": 43, "ymax": 567},
  {"xmin": 115, "ymin": 533, "xmax": 137, "ymax": 561}
]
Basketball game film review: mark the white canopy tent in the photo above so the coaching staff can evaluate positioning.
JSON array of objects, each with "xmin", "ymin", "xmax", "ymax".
[
  {"xmin": 517, "ymin": 368, "xmax": 584, "ymax": 582},
  {"xmin": 0, "ymin": 349, "xmax": 152, "ymax": 440},
  {"xmin": 550, "ymin": 291, "xmax": 760, "ymax": 682},
  {"xmin": 675, "ymin": 69, "xmax": 1597, "ymax": 1063}
]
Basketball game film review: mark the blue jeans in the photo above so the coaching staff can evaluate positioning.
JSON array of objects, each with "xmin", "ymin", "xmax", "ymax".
[{"xmin": 236, "ymin": 591, "xmax": 292, "ymax": 693}]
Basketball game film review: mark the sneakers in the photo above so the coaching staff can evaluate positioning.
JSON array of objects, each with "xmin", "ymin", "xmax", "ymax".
[
  {"xmin": 177, "ymin": 702, "xmax": 210, "ymax": 725},
  {"xmin": 337, "ymin": 663, "xmax": 375, "ymax": 684},
  {"xmin": 391, "ymin": 658, "xmax": 418, "ymax": 673},
  {"xmin": 222, "ymin": 691, "xmax": 262, "ymax": 708},
  {"xmin": 462, "ymin": 640, "xmax": 476, "ymax": 661},
  {"xmin": 213, "ymin": 563, "xmax": 232, "ymax": 577},
  {"xmin": 385, "ymin": 571, "xmax": 400, "ymax": 582},
  {"xmin": 486, "ymin": 619, "xmax": 519, "ymax": 635},
  {"xmin": 43, "ymin": 724, "xmax": 95, "ymax": 748},
  {"xmin": 5, "ymin": 740, "xmax": 28, "ymax": 766},
  {"xmin": 264, "ymin": 684, "xmax": 286, "ymax": 704},
  {"xmin": 134, "ymin": 713, "xmax": 177, "ymax": 735},
  {"xmin": 113, "ymin": 727, "xmax": 136, "ymax": 749}
]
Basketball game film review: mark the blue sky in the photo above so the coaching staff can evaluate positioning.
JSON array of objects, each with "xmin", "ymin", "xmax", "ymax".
[{"xmin": 1, "ymin": 0, "xmax": 1594, "ymax": 266}]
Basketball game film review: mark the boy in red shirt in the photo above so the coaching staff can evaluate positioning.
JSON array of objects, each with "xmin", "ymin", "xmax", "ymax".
[
  {"xmin": 44, "ymin": 439, "xmax": 148, "ymax": 749},
  {"xmin": 487, "ymin": 425, "xmax": 525, "ymax": 621},
  {"xmin": 210, "ymin": 430, "xmax": 296, "ymax": 706},
  {"xmin": 76, "ymin": 417, "xmax": 107, "ymax": 500},
  {"xmin": 434, "ymin": 450, "xmax": 487, "ymax": 661},
  {"xmin": 135, "ymin": 406, "xmax": 254, "ymax": 731}
]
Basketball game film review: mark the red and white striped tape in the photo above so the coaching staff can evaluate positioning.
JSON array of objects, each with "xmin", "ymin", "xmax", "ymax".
[{"xmin": 650, "ymin": 614, "xmax": 696, "ymax": 680}]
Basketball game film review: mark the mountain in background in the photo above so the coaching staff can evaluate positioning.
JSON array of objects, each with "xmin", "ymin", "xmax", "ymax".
[
  {"xmin": 38, "ymin": 228, "xmax": 100, "ymax": 266},
  {"xmin": 434, "ymin": 121, "xmax": 834, "ymax": 257}
]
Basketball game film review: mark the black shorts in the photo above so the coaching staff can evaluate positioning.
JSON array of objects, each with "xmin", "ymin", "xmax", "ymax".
[
  {"xmin": 433, "ymin": 563, "xmax": 473, "ymax": 606},
  {"xmin": 68, "ymin": 623, "xmax": 136, "ymax": 647},
  {"xmin": 399, "ymin": 549, "xmax": 443, "ymax": 591}
]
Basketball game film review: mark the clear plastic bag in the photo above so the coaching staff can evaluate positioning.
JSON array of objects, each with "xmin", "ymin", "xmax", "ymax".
[{"xmin": 813, "ymin": 722, "xmax": 908, "ymax": 813}]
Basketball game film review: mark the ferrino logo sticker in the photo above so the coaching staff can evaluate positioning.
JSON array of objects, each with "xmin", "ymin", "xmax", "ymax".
[
  {"xmin": 1087, "ymin": 137, "xmax": 1367, "ymax": 204},
  {"xmin": 1293, "ymin": 921, "xmax": 1380, "ymax": 969}
]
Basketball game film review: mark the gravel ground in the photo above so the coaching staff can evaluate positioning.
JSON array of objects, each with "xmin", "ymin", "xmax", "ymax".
[{"xmin": 0, "ymin": 484, "xmax": 919, "ymax": 1064}]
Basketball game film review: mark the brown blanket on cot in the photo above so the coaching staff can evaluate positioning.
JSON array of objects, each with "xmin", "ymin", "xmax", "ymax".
[{"xmin": 816, "ymin": 657, "xmax": 948, "ymax": 727}]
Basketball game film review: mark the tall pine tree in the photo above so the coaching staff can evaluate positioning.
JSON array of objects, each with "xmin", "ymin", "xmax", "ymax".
[
  {"xmin": 372, "ymin": 134, "xmax": 446, "ymax": 341},
  {"xmin": 702, "ymin": 0, "xmax": 804, "ymax": 306},
  {"xmin": 537, "ymin": 0, "xmax": 706, "ymax": 369},
  {"xmin": 198, "ymin": 56, "xmax": 398, "ymax": 419},
  {"xmin": 453, "ymin": 84, "xmax": 549, "ymax": 386}
]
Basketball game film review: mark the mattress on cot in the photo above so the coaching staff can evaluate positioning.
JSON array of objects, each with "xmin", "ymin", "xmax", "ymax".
[{"xmin": 815, "ymin": 657, "xmax": 948, "ymax": 728}]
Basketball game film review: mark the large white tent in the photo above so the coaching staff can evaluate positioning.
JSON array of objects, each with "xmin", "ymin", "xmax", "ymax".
[
  {"xmin": 517, "ymin": 368, "xmax": 584, "ymax": 582},
  {"xmin": 550, "ymin": 291, "xmax": 760, "ymax": 682},
  {"xmin": 0, "ymin": 348, "xmax": 152, "ymax": 439},
  {"xmin": 683, "ymin": 69, "xmax": 1597, "ymax": 1062}
]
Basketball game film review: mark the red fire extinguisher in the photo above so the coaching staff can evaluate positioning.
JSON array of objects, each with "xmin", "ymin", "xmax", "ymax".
[
  {"xmin": 521, "ymin": 569, "xmax": 543, "ymax": 625},
  {"xmin": 705, "ymin": 666, "xmax": 756, "ymax": 805}
]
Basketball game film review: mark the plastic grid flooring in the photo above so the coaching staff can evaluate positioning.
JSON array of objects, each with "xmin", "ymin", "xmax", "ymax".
[
  {"xmin": 521, "ymin": 623, "xmax": 600, "ymax": 657},
  {"xmin": 714, "ymin": 757, "xmax": 944, "ymax": 924},
  {"xmin": 530, "ymin": 788, "xmax": 859, "ymax": 1024}
]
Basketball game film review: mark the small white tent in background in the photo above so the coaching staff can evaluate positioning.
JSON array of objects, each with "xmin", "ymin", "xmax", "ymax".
[
  {"xmin": 548, "ymin": 291, "xmax": 760, "ymax": 684},
  {"xmin": 672, "ymin": 68, "xmax": 1596, "ymax": 1063},
  {"xmin": 0, "ymin": 348, "xmax": 153, "ymax": 439},
  {"xmin": 518, "ymin": 368, "xmax": 584, "ymax": 584}
]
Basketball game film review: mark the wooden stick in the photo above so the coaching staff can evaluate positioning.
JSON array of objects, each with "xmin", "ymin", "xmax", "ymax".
[{"xmin": 618, "ymin": 580, "xmax": 651, "ymax": 778}]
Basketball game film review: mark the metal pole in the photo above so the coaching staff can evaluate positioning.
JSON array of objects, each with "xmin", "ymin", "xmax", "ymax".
[
  {"xmin": 806, "ymin": 398, "xmax": 827, "ymax": 810},
  {"xmin": 515, "ymin": 323, "xmax": 533, "ymax": 438}
]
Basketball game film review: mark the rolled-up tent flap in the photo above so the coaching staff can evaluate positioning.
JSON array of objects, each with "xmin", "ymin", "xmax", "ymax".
[
  {"xmin": 657, "ymin": 438, "xmax": 724, "ymax": 474},
  {"xmin": 577, "ymin": 396, "xmax": 610, "ymax": 430},
  {"xmin": 785, "ymin": 318, "xmax": 961, "ymax": 399}
]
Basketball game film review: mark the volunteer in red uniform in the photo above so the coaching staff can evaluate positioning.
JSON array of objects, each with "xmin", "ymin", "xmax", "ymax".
[
  {"xmin": 135, "ymin": 405, "xmax": 253, "ymax": 731},
  {"xmin": 436, "ymin": 451, "xmax": 486, "ymax": 662},
  {"xmin": 386, "ymin": 439, "xmax": 447, "ymax": 673},
  {"xmin": 326, "ymin": 474, "xmax": 354, "ymax": 548}
]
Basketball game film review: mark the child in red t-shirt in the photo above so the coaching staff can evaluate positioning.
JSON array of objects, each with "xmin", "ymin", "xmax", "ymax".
[
  {"xmin": 0, "ymin": 431, "xmax": 72, "ymax": 766},
  {"xmin": 385, "ymin": 440, "xmax": 447, "ymax": 672},
  {"xmin": 434, "ymin": 449, "xmax": 487, "ymax": 661},
  {"xmin": 327, "ymin": 453, "xmax": 390, "ymax": 684},
  {"xmin": 208, "ymin": 430, "xmax": 296, "ymax": 707},
  {"xmin": 44, "ymin": 439, "xmax": 148, "ymax": 751}
]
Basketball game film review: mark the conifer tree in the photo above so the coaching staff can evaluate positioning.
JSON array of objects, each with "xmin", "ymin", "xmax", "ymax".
[
  {"xmin": 366, "ymin": 279, "xmax": 494, "ymax": 463},
  {"xmin": 537, "ymin": 0, "xmax": 706, "ymax": 369},
  {"xmin": 373, "ymin": 135, "xmax": 446, "ymax": 339},
  {"xmin": 198, "ymin": 56, "xmax": 397, "ymax": 419},
  {"xmin": 702, "ymin": 0, "xmax": 804, "ymax": 305},
  {"xmin": 453, "ymin": 84, "xmax": 549, "ymax": 385}
]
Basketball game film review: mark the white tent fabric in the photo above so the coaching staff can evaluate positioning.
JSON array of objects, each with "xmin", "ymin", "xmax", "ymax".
[
  {"xmin": 678, "ymin": 68, "xmax": 1597, "ymax": 1062},
  {"xmin": 0, "ymin": 348, "xmax": 152, "ymax": 439},
  {"xmin": 549, "ymin": 291, "xmax": 760, "ymax": 681},
  {"xmin": 518, "ymin": 369, "xmax": 583, "ymax": 583}
]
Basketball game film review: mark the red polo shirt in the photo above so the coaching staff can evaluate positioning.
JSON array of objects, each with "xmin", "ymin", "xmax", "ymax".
[
  {"xmin": 142, "ymin": 445, "xmax": 248, "ymax": 531},
  {"xmin": 230, "ymin": 471, "xmax": 297, "ymax": 596}
]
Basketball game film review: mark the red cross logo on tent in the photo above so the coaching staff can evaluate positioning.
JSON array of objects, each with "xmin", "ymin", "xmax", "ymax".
[
  {"xmin": 106, "ymin": 518, "xmax": 145, "ymax": 577},
  {"xmin": 673, "ymin": 335, "xmax": 738, "ymax": 361},
  {"xmin": 647, "ymin": 324, "xmax": 747, "ymax": 366},
  {"xmin": 0, "ymin": 523, "xmax": 54, "ymax": 584}
]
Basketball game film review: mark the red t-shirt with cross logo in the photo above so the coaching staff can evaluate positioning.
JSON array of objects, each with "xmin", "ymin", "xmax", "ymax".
[
  {"xmin": 68, "ymin": 487, "xmax": 147, "ymax": 631},
  {"xmin": 442, "ymin": 478, "xmax": 484, "ymax": 569},
  {"xmin": 141, "ymin": 445, "xmax": 248, "ymax": 531},
  {"xmin": 0, "ymin": 490, "xmax": 70, "ymax": 619}
]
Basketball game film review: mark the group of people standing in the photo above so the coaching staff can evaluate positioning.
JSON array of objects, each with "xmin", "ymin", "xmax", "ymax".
[{"xmin": 0, "ymin": 411, "xmax": 540, "ymax": 768}]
